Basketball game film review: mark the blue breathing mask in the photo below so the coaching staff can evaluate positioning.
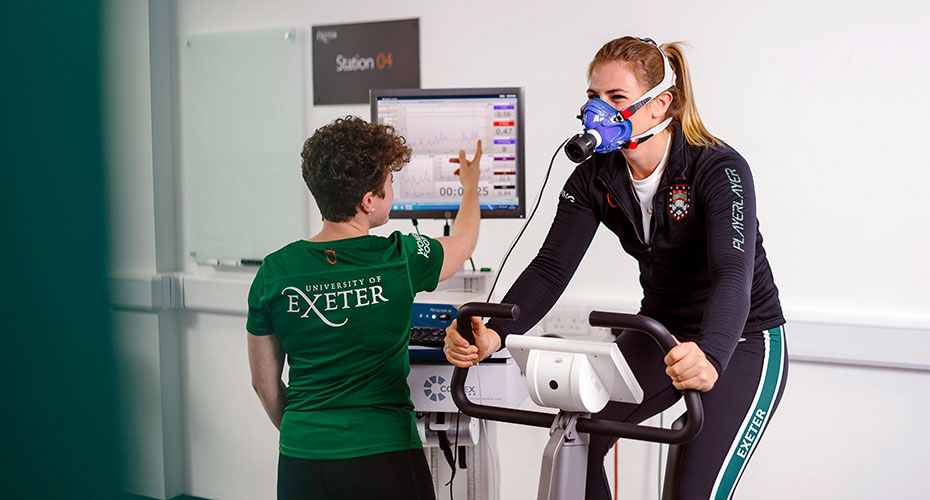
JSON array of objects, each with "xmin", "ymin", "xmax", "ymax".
[
  {"xmin": 579, "ymin": 98, "xmax": 634, "ymax": 154},
  {"xmin": 564, "ymin": 38, "xmax": 678, "ymax": 163}
]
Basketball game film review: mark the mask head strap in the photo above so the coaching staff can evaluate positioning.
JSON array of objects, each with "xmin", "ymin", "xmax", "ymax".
[
  {"xmin": 618, "ymin": 38, "xmax": 677, "ymax": 120},
  {"xmin": 626, "ymin": 117, "xmax": 673, "ymax": 150}
]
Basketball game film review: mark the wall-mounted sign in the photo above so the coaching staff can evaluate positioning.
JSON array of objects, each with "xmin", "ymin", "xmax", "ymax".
[{"xmin": 311, "ymin": 18, "xmax": 420, "ymax": 105}]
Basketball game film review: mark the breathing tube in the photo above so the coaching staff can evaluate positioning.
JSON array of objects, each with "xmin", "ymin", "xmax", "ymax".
[{"xmin": 564, "ymin": 38, "xmax": 677, "ymax": 163}]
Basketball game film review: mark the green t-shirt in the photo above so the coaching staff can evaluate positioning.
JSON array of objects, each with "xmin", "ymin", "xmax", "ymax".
[{"xmin": 246, "ymin": 231, "xmax": 444, "ymax": 460}]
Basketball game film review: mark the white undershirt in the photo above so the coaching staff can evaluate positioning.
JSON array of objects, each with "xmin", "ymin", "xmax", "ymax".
[{"xmin": 629, "ymin": 135, "xmax": 671, "ymax": 244}]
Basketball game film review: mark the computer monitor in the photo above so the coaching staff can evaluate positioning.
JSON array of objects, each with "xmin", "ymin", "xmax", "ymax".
[{"xmin": 370, "ymin": 87, "xmax": 526, "ymax": 219}]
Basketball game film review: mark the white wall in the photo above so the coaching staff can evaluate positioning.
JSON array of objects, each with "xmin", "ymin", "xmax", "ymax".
[
  {"xmin": 175, "ymin": 0, "xmax": 930, "ymax": 323},
  {"xmin": 739, "ymin": 361, "xmax": 930, "ymax": 499},
  {"xmin": 105, "ymin": 0, "xmax": 930, "ymax": 499},
  {"xmin": 180, "ymin": 310, "xmax": 280, "ymax": 500},
  {"xmin": 104, "ymin": 1, "xmax": 185, "ymax": 498},
  {"xmin": 103, "ymin": 0, "xmax": 157, "ymax": 276}
]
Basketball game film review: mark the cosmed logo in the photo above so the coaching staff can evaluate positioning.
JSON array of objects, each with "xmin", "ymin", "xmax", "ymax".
[{"xmin": 423, "ymin": 375, "xmax": 447, "ymax": 401}]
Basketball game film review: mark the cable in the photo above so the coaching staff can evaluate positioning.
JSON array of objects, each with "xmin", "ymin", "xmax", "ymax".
[
  {"xmin": 476, "ymin": 363, "xmax": 497, "ymax": 500},
  {"xmin": 485, "ymin": 137, "xmax": 570, "ymax": 302},
  {"xmin": 657, "ymin": 412, "xmax": 664, "ymax": 500},
  {"xmin": 466, "ymin": 138, "xmax": 568, "ymax": 499},
  {"xmin": 447, "ymin": 411, "xmax": 462, "ymax": 500},
  {"xmin": 446, "ymin": 138, "xmax": 569, "ymax": 499},
  {"xmin": 412, "ymin": 218, "xmax": 421, "ymax": 235},
  {"xmin": 480, "ymin": 419, "xmax": 499, "ymax": 500}
]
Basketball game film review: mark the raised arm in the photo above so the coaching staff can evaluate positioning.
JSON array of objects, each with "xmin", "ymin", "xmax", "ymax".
[
  {"xmin": 445, "ymin": 177, "xmax": 601, "ymax": 366},
  {"xmin": 480, "ymin": 162, "xmax": 602, "ymax": 343},
  {"xmin": 437, "ymin": 140, "xmax": 482, "ymax": 281}
]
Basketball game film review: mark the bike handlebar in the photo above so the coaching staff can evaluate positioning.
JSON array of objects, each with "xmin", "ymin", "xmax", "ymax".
[{"xmin": 450, "ymin": 303, "xmax": 704, "ymax": 445}]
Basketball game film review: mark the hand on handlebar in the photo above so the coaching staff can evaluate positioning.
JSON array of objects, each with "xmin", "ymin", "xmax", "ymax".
[
  {"xmin": 443, "ymin": 317, "xmax": 501, "ymax": 368},
  {"xmin": 664, "ymin": 340, "xmax": 719, "ymax": 392}
]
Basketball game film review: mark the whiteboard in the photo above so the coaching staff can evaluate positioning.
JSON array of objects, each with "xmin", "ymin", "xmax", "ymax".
[{"xmin": 179, "ymin": 28, "xmax": 307, "ymax": 264}]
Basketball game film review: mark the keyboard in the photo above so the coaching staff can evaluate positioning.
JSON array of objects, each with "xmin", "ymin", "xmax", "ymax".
[{"xmin": 409, "ymin": 326, "xmax": 447, "ymax": 348}]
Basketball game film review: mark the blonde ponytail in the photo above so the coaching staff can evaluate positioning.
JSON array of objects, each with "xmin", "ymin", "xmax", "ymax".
[
  {"xmin": 660, "ymin": 42, "xmax": 720, "ymax": 147},
  {"xmin": 589, "ymin": 37, "xmax": 720, "ymax": 147}
]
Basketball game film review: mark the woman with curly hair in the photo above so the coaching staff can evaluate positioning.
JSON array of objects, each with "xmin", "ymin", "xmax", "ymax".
[{"xmin": 247, "ymin": 116, "xmax": 481, "ymax": 500}]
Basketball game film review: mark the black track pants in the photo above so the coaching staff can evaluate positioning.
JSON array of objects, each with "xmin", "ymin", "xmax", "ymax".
[{"xmin": 586, "ymin": 326, "xmax": 788, "ymax": 500}]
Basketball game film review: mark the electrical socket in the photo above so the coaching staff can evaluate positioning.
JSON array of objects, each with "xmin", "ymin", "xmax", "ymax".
[{"xmin": 543, "ymin": 306, "xmax": 592, "ymax": 336}]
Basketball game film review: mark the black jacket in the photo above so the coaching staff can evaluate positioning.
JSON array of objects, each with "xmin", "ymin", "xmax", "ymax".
[{"xmin": 488, "ymin": 125, "xmax": 784, "ymax": 374}]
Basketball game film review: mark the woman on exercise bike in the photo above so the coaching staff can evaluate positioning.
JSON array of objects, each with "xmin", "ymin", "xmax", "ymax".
[{"xmin": 444, "ymin": 37, "xmax": 788, "ymax": 500}]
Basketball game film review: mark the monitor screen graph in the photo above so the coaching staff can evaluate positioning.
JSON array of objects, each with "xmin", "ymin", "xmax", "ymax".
[{"xmin": 370, "ymin": 88, "xmax": 526, "ymax": 219}]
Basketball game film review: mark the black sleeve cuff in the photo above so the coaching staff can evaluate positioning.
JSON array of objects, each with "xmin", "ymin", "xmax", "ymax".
[
  {"xmin": 704, "ymin": 351, "xmax": 724, "ymax": 376},
  {"xmin": 485, "ymin": 319, "xmax": 516, "ymax": 351}
]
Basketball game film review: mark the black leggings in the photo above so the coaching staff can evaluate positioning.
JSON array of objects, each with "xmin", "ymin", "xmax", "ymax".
[
  {"xmin": 278, "ymin": 449, "xmax": 436, "ymax": 500},
  {"xmin": 586, "ymin": 326, "xmax": 788, "ymax": 500}
]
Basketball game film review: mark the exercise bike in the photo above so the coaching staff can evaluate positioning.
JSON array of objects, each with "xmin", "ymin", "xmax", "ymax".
[{"xmin": 450, "ymin": 302, "xmax": 703, "ymax": 500}]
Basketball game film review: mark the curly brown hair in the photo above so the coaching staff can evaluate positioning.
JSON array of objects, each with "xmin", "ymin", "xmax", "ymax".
[{"xmin": 300, "ymin": 116, "xmax": 411, "ymax": 222}]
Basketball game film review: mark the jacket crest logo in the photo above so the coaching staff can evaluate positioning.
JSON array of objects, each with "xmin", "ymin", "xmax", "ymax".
[
  {"xmin": 668, "ymin": 185, "xmax": 691, "ymax": 221},
  {"xmin": 325, "ymin": 250, "xmax": 337, "ymax": 264}
]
